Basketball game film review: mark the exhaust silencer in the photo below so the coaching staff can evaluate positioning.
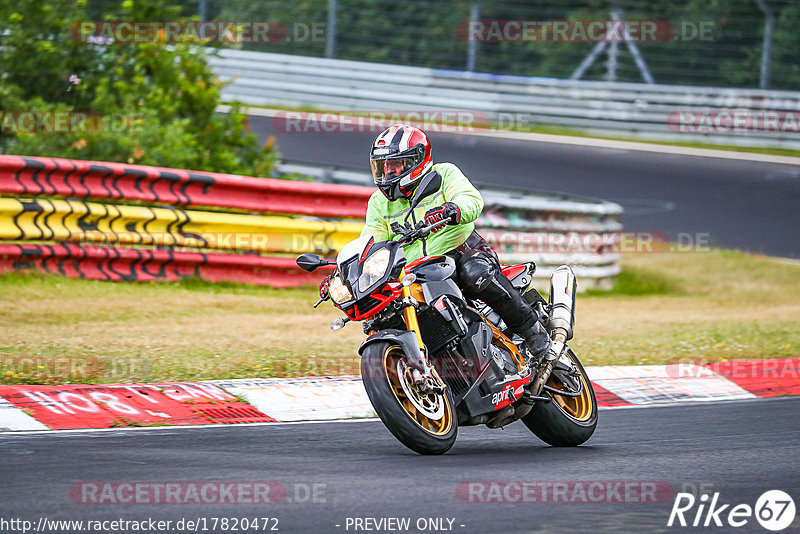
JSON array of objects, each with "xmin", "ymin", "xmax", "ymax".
[
  {"xmin": 529, "ymin": 265, "xmax": 577, "ymax": 398},
  {"xmin": 548, "ymin": 265, "xmax": 576, "ymax": 341}
]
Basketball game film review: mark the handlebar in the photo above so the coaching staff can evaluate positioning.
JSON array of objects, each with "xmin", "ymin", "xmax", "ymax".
[
  {"xmin": 394, "ymin": 219, "xmax": 449, "ymax": 244},
  {"xmin": 312, "ymin": 220, "xmax": 445, "ymax": 310}
]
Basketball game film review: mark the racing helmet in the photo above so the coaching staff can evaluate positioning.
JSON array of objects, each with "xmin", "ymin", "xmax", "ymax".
[{"xmin": 369, "ymin": 124, "xmax": 433, "ymax": 201}]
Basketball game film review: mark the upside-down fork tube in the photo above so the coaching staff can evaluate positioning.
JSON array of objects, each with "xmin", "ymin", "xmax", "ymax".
[
  {"xmin": 398, "ymin": 268, "xmax": 436, "ymax": 381},
  {"xmin": 400, "ymin": 268, "xmax": 425, "ymax": 352}
]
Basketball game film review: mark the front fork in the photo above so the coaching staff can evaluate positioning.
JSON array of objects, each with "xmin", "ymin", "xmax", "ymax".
[
  {"xmin": 400, "ymin": 268, "xmax": 426, "ymax": 354},
  {"xmin": 399, "ymin": 268, "xmax": 441, "ymax": 389}
]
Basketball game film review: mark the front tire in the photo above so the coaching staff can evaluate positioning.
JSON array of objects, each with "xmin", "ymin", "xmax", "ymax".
[
  {"xmin": 361, "ymin": 342, "xmax": 457, "ymax": 455},
  {"xmin": 522, "ymin": 348, "xmax": 598, "ymax": 446}
]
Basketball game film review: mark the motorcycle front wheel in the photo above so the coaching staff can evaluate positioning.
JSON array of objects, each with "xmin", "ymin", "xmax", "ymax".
[
  {"xmin": 522, "ymin": 348, "xmax": 598, "ymax": 446},
  {"xmin": 361, "ymin": 341, "xmax": 457, "ymax": 455}
]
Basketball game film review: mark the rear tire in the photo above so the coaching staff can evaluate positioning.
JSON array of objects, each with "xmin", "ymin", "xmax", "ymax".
[
  {"xmin": 522, "ymin": 348, "xmax": 598, "ymax": 446},
  {"xmin": 361, "ymin": 341, "xmax": 457, "ymax": 455}
]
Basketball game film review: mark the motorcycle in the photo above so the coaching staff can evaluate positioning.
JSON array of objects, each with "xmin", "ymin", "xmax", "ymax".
[{"xmin": 296, "ymin": 172, "xmax": 597, "ymax": 454}]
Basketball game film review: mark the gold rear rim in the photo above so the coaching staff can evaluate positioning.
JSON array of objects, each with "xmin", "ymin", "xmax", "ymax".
[
  {"xmin": 384, "ymin": 346, "xmax": 453, "ymax": 436},
  {"xmin": 547, "ymin": 351, "xmax": 594, "ymax": 422}
]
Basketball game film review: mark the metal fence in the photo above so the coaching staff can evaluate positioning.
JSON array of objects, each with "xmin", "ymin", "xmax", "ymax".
[
  {"xmin": 197, "ymin": 0, "xmax": 800, "ymax": 90},
  {"xmin": 210, "ymin": 48, "xmax": 800, "ymax": 150}
]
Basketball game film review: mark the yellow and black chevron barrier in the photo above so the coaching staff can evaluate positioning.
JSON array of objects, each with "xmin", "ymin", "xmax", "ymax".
[{"xmin": 0, "ymin": 198, "xmax": 362, "ymax": 256}]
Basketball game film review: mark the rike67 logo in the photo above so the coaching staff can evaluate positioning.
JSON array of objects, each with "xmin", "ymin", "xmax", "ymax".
[{"xmin": 668, "ymin": 490, "xmax": 796, "ymax": 531}]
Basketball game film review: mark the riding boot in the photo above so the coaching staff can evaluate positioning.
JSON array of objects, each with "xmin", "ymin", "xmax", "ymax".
[
  {"xmin": 449, "ymin": 232, "xmax": 551, "ymax": 362},
  {"xmin": 516, "ymin": 320, "xmax": 552, "ymax": 362}
]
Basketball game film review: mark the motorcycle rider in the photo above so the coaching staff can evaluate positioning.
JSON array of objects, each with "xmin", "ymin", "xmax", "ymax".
[{"xmin": 331, "ymin": 123, "xmax": 551, "ymax": 361}]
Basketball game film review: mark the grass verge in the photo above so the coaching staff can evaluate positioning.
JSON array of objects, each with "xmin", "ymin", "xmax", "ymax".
[{"xmin": 1, "ymin": 248, "xmax": 798, "ymax": 385}]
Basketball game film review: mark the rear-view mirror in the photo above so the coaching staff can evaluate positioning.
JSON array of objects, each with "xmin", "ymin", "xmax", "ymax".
[{"xmin": 296, "ymin": 254, "xmax": 332, "ymax": 272}]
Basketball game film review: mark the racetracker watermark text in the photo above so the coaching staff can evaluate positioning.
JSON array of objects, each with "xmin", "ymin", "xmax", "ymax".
[
  {"xmin": 664, "ymin": 359, "xmax": 800, "ymax": 379},
  {"xmin": 457, "ymin": 481, "xmax": 674, "ymax": 503},
  {"xmin": 0, "ymin": 112, "xmax": 142, "ymax": 134},
  {"xmin": 482, "ymin": 230, "xmax": 713, "ymax": 255},
  {"xmin": 72, "ymin": 231, "xmax": 713, "ymax": 257},
  {"xmin": 273, "ymin": 111, "xmax": 491, "ymax": 134},
  {"xmin": 456, "ymin": 20, "xmax": 716, "ymax": 42},
  {"xmin": 668, "ymin": 110, "xmax": 800, "ymax": 135},
  {"xmin": 69, "ymin": 481, "xmax": 326, "ymax": 504},
  {"xmin": 70, "ymin": 21, "xmax": 325, "ymax": 44}
]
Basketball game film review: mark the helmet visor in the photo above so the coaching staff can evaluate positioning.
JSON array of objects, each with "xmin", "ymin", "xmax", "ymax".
[{"xmin": 371, "ymin": 156, "xmax": 417, "ymax": 182}]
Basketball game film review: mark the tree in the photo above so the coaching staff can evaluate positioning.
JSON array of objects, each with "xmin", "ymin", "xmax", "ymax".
[{"xmin": 0, "ymin": 0, "xmax": 276, "ymax": 176}]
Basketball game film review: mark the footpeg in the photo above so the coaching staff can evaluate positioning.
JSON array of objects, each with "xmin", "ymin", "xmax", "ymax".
[{"xmin": 521, "ymin": 386, "xmax": 551, "ymax": 404}]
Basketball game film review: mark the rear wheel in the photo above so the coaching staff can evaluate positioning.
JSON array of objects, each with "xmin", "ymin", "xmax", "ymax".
[
  {"xmin": 522, "ymin": 348, "xmax": 597, "ymax": 446},
  {"xmin": 361, "ymin": 342, "xmax": 457, "ymax": 455}
]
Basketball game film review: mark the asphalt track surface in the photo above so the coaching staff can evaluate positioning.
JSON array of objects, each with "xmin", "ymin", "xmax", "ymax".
[
  {"xmin": 248, "ymin": 116, "xmax": 800, "ymax": 258},
  {"xmin": 1, "ymin": 397, "xmax": 798, "ymax": 533}
]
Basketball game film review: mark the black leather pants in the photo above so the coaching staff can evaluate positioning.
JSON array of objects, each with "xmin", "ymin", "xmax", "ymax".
[{"xmin": 446, "ymin": 232, "xmax": 540, "ymax": 337}]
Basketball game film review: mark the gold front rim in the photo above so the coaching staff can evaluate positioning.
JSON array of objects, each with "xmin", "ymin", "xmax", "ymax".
[
  {"xmin": 547, "ymin": 352, "xmax": 594, "ymax": 422},
  {"xmin": 384, "ymin": 347, "xmax": 453, "ymax": 436}
]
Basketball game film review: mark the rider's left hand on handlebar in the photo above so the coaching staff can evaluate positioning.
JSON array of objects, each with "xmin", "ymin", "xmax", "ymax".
[{"xmin": 423, "ymin": 202, "xmax": 461, "ymax": 232}]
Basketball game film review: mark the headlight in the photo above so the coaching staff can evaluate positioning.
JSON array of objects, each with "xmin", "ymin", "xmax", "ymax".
[
  {"xmin": 358, "ymin": 248, "xmax": 391, "ymax": 292},
  {"xmin": 328, "ymin": 275, "xmax": 353, "ymax": 304}
]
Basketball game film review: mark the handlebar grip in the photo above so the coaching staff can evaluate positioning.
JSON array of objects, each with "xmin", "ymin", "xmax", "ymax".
[{"xmin": 396, "ymin": 219, "xmax": 449, "ymax": 244}]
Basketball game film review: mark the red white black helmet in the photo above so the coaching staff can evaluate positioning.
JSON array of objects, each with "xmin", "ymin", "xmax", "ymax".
[{"xmin": 369, "ymin": 124, "xmax": 433, "ymax": 201}]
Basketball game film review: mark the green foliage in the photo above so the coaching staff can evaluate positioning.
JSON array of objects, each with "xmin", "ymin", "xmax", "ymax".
[{"xmin": 0, "ymin": 0, "xmax": 276, "ymax": 176}]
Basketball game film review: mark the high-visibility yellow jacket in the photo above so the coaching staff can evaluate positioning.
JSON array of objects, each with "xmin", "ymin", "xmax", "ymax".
[{"xmin": 360, "ymin": 162, "xmax": 484, "ymax": 261}]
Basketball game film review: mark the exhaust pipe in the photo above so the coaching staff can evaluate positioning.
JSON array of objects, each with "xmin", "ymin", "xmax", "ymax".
[
  {"xmin": 529, "ymin": 266, "xmax": 577, "ymax": 396},
  {"xmin": 548, "ymin": 265, "xmax": 576, "ymax": 341},
  {"xmin": 487, "ymin": 266, "xmax": 579, "ymax": 424}
]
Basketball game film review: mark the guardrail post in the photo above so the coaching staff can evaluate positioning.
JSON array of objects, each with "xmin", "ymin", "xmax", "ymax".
[
  {"xmin": 466, "ymin": 1, "xmax": 479, "ymax": 72},
  {"xmin": 754, "ymin": 0, "xmax": 775, "ymax": 89}
]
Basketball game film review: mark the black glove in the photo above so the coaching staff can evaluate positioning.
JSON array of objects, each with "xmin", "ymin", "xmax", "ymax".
[
  {"xmin": 424, "ymin": 202, "xmax": 461, "ymax": 232},
  {"xmin": 319, "ymin": 273, "xmax": 333, "ymax": 300}
]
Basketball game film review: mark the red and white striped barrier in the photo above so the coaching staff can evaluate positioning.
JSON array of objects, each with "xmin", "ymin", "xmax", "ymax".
[
  {"xmin": 0, "ymin": 155, "xmax": 372, "ymax": 218},
  {"xmin": 1, "ymin": 358, "xmax": 797, "ymax": 431},
  {"xmin": 0, "ymin": 243, "xmax": 332, "ymax": 287}
]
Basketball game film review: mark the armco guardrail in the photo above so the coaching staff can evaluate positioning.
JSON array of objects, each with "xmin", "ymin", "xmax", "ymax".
[
  {"xmin": 0, "ymin": 155, "xmax": 622, "ymax": 289},
  {"xmin": 209, "ymin": 49, "xmax": 800, "ymax": 150}
]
